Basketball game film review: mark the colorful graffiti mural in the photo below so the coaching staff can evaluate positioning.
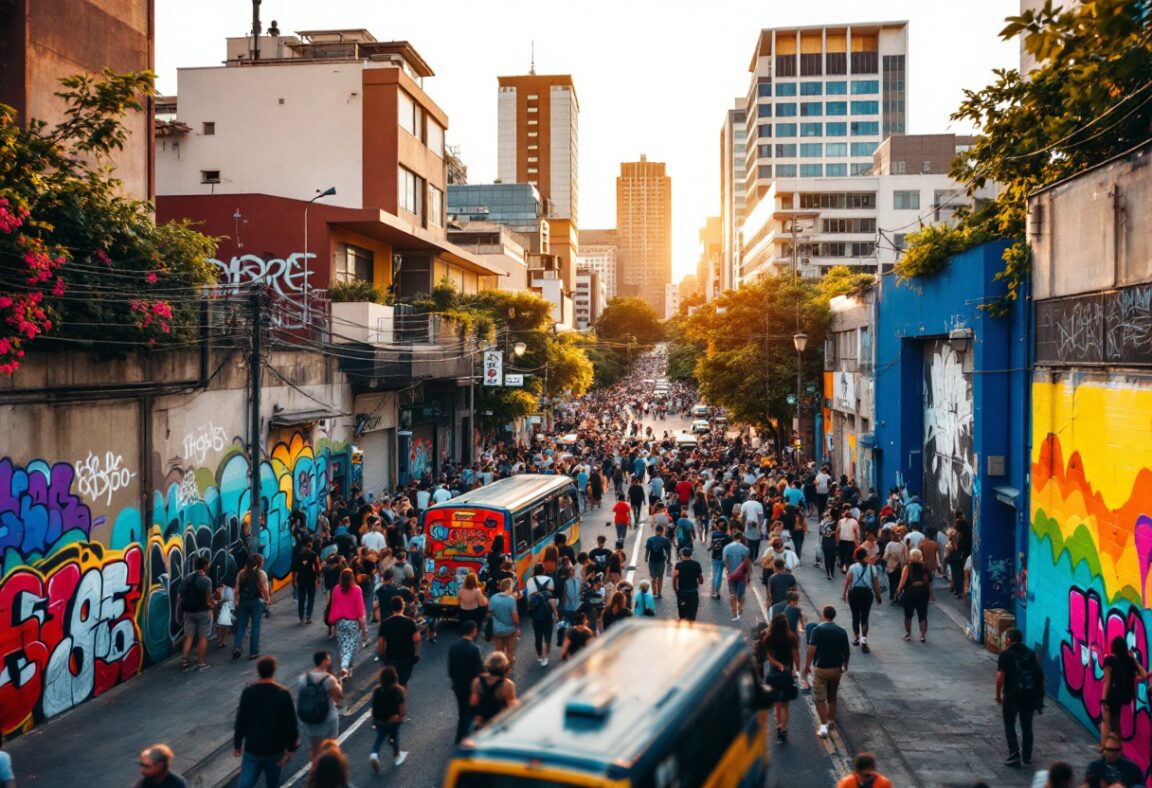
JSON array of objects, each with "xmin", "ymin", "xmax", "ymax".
[
  {"xmin": 0, "ymin": 428, "xmax": 349, "ymax": 735},
  {"xmin": 1029, "ymin": 378, "xmax": 1152, "ymax": 776},
  {"xmin": 424, "ymin": 507, "xmax": 503, "ymax": 604}
]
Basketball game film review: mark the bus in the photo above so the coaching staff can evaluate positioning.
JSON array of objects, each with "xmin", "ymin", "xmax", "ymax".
[
  {"xmin": 443, "ymin": 620, "xmax": 771, "ymax": 788},
  {"xmin": 422, "ymin": 474, "xmax": 580, "ymax": 613}
]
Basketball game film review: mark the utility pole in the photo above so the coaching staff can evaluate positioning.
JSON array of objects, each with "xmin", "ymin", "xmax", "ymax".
[{"xmin": 248, "ymin": 291, "xmax": 264, "ymax": 554}]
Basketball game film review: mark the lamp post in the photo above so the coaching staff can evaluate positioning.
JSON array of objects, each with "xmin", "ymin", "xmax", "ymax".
[
  {"xmin": 303, "ymin": 186, "xmax": 337, "ymax": 329},
  {"xmin": 793, "ymin": 331, "xmax": 808, "ymax": 465}
]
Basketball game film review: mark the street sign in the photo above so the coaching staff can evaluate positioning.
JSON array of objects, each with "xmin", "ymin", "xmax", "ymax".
[
  {"xmin": 504, "ymin": 374, "xmax": 524, "ymax": 386},
  {"xmin": 482, "ymin": 350, "xmax": 503, "ymax": 386},
  {"xmin": 786, "ymin": 394, "xmax": 797, "ymax": 405}
]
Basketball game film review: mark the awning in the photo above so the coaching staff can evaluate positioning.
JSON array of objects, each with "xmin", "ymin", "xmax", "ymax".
[
  {"xmin": 270, "ymin": 406, "xmax": 346, "ymax": 427},
  {"xmin": 858, "ymin": 432, "xmax": 876, "ymax": 449},
  {"xmin": 994, "ymin": 485, "xmax": 1021, "ymax": 507},
  {"xmin": 336, "ymin": 209, "xmax": 505, "ymax": 277}
]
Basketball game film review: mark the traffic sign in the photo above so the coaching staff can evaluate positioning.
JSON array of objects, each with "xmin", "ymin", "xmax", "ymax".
[{"xmin": 504, "ymin": 374, "xmax": 524, "ymax": 386}]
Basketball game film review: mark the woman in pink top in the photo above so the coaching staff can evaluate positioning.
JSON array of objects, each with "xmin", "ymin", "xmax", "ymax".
[{"xmin": 330, "ymin": 568, "xmax": 368, "ymax": 678}]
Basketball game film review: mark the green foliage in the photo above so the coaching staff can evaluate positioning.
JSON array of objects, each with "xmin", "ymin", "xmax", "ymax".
[
  {"xmin": 328, "ymin": 279, "xmax": 390, "ymax": 304},
  {"xmin": 596, "ymin": 297, "xmax": 665, "ymax": 347},
  {"xmin": 892, "ymin": 217, "xmax": 991, "ymax": 283},
  {"xmin": 664, "ymin": 316, "xmax": 701, "ymax": 384},
  {"xmin": 901, "ymin": 0, "xmax": 1152, "ymax": 312},
  {"xmin": 0, "ymin": 69, "xmax": 218, "ymax": 372},
  {"xmin": 818, "ymin": 266, "xmax": 876, "ymax": 301}
]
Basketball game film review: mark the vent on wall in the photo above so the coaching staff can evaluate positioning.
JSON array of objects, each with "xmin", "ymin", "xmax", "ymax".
[{"xmin": 201, "ymin": 170, "xmax": 221, "ymax": 184}]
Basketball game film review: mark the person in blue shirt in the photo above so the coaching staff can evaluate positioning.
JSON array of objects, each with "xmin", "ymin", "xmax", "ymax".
[
  {"xmin": 904, "ymin": 496, "xmax": 923, "ymax": 528},
  {"xmin": 632, "ymin": 455, "xmax": 646, "ymax": 479},
  {"xmin": 576, "ymin": 468, "xmax": 590, "ymax": 510},
  {"xmin": 783, "ymin": 481, "xmax": 806, "ymax": 508}
]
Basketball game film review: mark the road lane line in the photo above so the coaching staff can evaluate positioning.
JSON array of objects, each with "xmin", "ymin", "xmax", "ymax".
[{"xmin": 282, "ymin": 704, "xmax": 375, "ymax": 786}]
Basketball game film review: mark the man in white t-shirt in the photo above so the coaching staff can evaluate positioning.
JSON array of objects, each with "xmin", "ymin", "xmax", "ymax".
[
  {"xmin": 904, "ymin": 526, "xmax": 927, "ymax": 551},
  {"xmin": 836, "ymin": 511, "xmax": 860, "ymax": 573},
  {"xmin": 740, "ymin": 497, "xmax": 766, "ymax": 559},
  {"xmin": 814, "ymin": 468, "xmax": 832, "ymax": 519},
  {"xmin": 432, "ymin": 484, "xmax": 452, "ymax": 505},
  {"xmin": 361, "ymin": 521, "xmax": 387, "ymax": 553}
]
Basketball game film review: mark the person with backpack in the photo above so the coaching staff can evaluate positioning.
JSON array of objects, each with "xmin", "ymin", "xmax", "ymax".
[
  {"xmin": 995, "ymin": 628, "xmax": 1045, "ymax": 768},
  {"xmin": 179, "ymin": 556, "xmax": 215, "ymax": 672},
  {"xmin": 555, "ymin": 563, "xmax": 581, "ymax": 647},
  {"xmin": 296, "ymin": 651, "xmax": 343, "ymax": 765},
  {"xmin": 232, "ymin": 555, "xmax": 269, "ymax": 661},
  {"xmin": 526, "ymin": 564, "xmax": 556, "ymax": 667},
  {"xmin": 368, "ymin": 666, "xmax": 408, "ymax": 772},
  {"xmin": 841, "ymin": 547, "xmax": 882, "ymax": 654},
  {"xmin": 294, "ymin": 537, "xmax": 322, "ymax": 625}
]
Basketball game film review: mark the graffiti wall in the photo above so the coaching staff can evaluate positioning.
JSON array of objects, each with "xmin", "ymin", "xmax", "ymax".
[
  {"xmin": 0, "ymin": 424, "xmax": 350, "ymax": 736},
  {"xmin": 1028, "ymin": 375, "xmax": 1152, "ymax": 777},
  {"xmin": 922, "ymin": 339, "xmax": 975, "ymax": 528}
]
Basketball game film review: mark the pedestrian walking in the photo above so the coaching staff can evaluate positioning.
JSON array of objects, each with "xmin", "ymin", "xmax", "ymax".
[
  {"xmin": 368, "ymin": 666, "xmax": 408, "ymax": 772},
  {"xmin": 882, "ymin": 528, "xmax": 906, "ymax": 604},
  {"xmin": 803, "ymin": 604, "xmax": 850, "ymax": 739},
  {"xmin": 178, "ymin": 556, "xmax": 215, "ymax": 672},
  {"xmin": 600, "ymin": 591, "xmax": 633, "ymax": 631},
  {"xmin": 448, "ymin": 620, "xmax": 484, "ymax": 743},
  {"xmin": 233, "ymin": 656, "xmax": 299, "ymax": 788},
  {"xmin": 633, "ymin": 579, "xmax": 657, "ymax": 617},
  {"xmin": 820, "ymin": 513, "xmax": 839, "ymax": 580},
  {"xmin": 136, "ymin": 743, "xmax": 187, "ymax": 788},
  {"xmin": 611, "ymin": 493, "xmax": 632, "ymax": 543},
  {"xmin": 561, "ymin": 612, "xmax": 597, "ymax": 660},
  {"xmin": 296, "ymin": 651, "xmax": 343, "ymax": 764},
  {"xmin": 995, "ymin": 628, "xmax": 1045, "ymax": 767},
  {"xmin": 233, "ymin": 555, "xmax": 270, "ymax": 661},
  {"xmin": 471, "ymin": 651, "xmax": 518, "ymax": 728},
  {"xmin": 835, "ymin": 753, "xmax": 893, "ymax": 788},
  {"xmin": 1084, "ymin": 734, "xmax": 1143, "ymax": 788},
  {"xmin": 895, "ymin": 548, "xmax": 934, "ymax": 643},
  {"xmin": 644, "ymin": 524, "xmax": 672, "ymax": 598},
  {"xmin": 672, "ymin": 547, "xmax": 703, "ymax": 621},
  {"xmin": 306, "ymin": 742, "xmax": 351, "ymax": 788},
  {"xmin": 722, "ymin": 530, "xmax": 752, "ymax": 620},
  {"xmin": 757, "ymin": 613, "xmax": 800, "ymax": 744},
  {"xmin": 841, "ymin": 547, "xmax": 882, "ymax": 653},
  {"xmin": 328, "ymin": 568, "xmax": 368, "ymax": 678},
  {"xmin": 836, "ymin": 507, "xmax": 860, "ymax": 574},
  {"xmin": 294, "ymin": 537, "xmax": 321, "ymax": 625},
  {"xmin": 1100, "ymin": 635, "xmax": 1149, "ymax": 747},
  {"xmin": 707, "ymin": 518, "xmax": 730, "ymax": 599},
  {"xmin": 488, "ymin": 578, "xmax": 521, "ymax": 673},
  {"xmin": 526, "ymin": 564, "xmax": 556, "ymax": 666},
  {"xmin": 376, "ymin": 595, "xmax": 420, "ymax": 686},
  {"xmin": 457, "ymin": 572, "xmax": 488, "ymax": 630}
]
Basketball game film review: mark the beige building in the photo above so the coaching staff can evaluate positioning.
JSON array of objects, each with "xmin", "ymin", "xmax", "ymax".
[
  {"xmin": 698, "ymin": 216, "xmax": 722, "ymax": 300},
  {"xmin": 617, "ymin": 156, "xmax": 672, "ymax": 317},
  {"xmin": 577, "ymin": 228, "xmax": 618, "ymax": 301}
]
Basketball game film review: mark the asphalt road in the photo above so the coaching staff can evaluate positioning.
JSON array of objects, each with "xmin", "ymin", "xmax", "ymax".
[{"xmin": 269, "ymin": 412, "xmax": 845, "ymax": 788}]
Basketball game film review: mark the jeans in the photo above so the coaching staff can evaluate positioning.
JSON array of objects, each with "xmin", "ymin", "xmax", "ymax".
[
  {"xmin": 949, "ymin": 556, "xmax": 966, "ymax": 595},
  {"xmin": 888, "ymin": 569, "xmax": 902, "ymax": 601},
  {"xmin": 297, "ymin": 583, "xmax": 316, "ymax": 621},
  {"xmin": 1003, "ymin": 695, "xmax": 1036, "ymax": 761},
  {"xmin": 792, "ymin": 531, "xmax": 805, "ymax": 558},
  {"xmin": 453, "ymin": 685, "xmax": 474, "ymax": 743},
  {"xmin": 711, "ymin": 559, "xmax": 725, "ymax": 595},
  {"xmin": 532, "ymin": 616, "xmax": 553, "ymax": 656},
  {"xmin": 630, "ymin": 502, "xmax": 642, "ymax": 525},
  {"xmin": 372, "ymin": 721, "xmax": 401, "ymax": 756},
  {"xmin": 234, "ymin": 598, "xmax": 264, "ymax": 655},
  {"xmin": 557, "ymin": 610, "xmax": 577, "ymax": 647},
  {"xmin": 822, "ymin": 545, "xmax": 838, "ymax": 579},
  {"xmin": 237, "ymin": 751, "xmax": 282, "ymax": 788},
  {"xmin": 847, "ymin": 587, "xmax": 874, "ymax": 636},
  {"xmin": 747, "ymin": 538, "xmax": 761, "ymax": 561}
]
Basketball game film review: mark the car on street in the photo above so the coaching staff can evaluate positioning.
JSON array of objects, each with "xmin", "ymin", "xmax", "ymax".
[
  {"xmin": 675, "ymin": 432, "xmax": 698, "ymax": 449},
  {"xmin": 691, "ymin": 404, "xmax": 709, "ymax": 418},
  {"xmin": 692, "ymin": 419, "xmax": 711, "ymax": 434}
]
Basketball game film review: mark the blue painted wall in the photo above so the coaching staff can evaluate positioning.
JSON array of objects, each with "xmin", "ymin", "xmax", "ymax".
[{"xmin": 873, "ymin": 241, "xmax": 1029, "ymax": 640}]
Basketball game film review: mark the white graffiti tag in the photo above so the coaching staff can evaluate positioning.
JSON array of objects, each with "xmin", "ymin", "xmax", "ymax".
[
  {"xmin": 74, "ymin": 451, "xmax": 136, "ymax": 506},
  {"xmin": 209, "ymin": 252, "xmax": 316, "ymax": 298},
  {"xmin": 923, "ymin": 346, "xmax": 975, "ymax": 502},
  {"xmin": 182, "ymin": 422, "xmax": 228, "ymax": 465}
]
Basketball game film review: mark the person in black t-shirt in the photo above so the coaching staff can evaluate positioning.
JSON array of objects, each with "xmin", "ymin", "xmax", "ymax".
[
  {"xmin": 672, "ymin": 548, "xmax": 703, "ymax": 622},
  {"xmin": 377, "ymin": 596, "xmax": 420, "ymax": 687},
  {"xmin": 803, "ymin": 605, "xmax": 850, "ymax": 739},
  {"xmin": 294, "ymin": 538, "xmax": 321, "ymax": 624},
  {"xmin": 1085, "ymin": 734, "xmax": 1144, "ymax": 788},
  {"xmin": 588, "ymin": 535, "xmax": 612, "ymax": 573}
]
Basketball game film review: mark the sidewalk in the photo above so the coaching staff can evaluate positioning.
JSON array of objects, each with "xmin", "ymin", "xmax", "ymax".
[
  {"xmin": 5, "ymin": 589, "xmax": 379, "ymax": 788},
  {"xmin": 788, "ymin": 546, "xmax": 1097, "ymax": 787}
]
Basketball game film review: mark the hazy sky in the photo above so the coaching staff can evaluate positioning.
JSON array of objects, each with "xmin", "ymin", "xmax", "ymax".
[{"xmin": 155, "ymin": 0, "xmax": 1020, "ymax": 281}]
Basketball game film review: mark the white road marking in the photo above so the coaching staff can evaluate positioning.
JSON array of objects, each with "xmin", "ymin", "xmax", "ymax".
[
  {"xmin": 282, "ymin": 704, "xmax": 375, "ymax": 786},
  {"xmin": 625, "ymin": 516, "xmax": 646, "ymax": 584}
]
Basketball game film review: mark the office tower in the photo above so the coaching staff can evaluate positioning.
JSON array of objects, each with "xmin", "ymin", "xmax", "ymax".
[
  {"xmin": 720, "ymin": 100, "xmax": 747, "ymax": 293},
  {"xmin": 698, "ymin": 216, "xmax": 722, "ymax": 301},
  {"xmin": 616, "ymin": 156, "xmax": 672, "ymax": 318},
  {"xmin": 577, "ymin": 229, "xmax": 618, "ymax": 301}
]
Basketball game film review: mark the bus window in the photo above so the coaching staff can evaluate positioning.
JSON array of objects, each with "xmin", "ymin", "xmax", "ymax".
[
  {"xmin": 530, "ymin": 505, "xmax": 550, "ymax": 543},
  {"xmin": 513, "ymin": 511, "xmax": 532, "ymax": 554},
  {"xmin": 557, "ymin": 492, "xmax": 577, "ymax": 526}
]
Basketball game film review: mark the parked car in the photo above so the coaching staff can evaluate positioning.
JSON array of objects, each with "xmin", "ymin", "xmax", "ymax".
[
  {"xmin": 675, "ymin": 432, "xmax": 699, "ymax": 449},
  {"xmin": 691, "ymin": 405, "xmax": 710, "ymax": 418},
  {"xmin": 692, "ymin": 419, "xmax": 711, "ymax": 434}
]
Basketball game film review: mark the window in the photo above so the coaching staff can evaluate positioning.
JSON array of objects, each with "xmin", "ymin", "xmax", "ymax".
[
  {"xmin": 557, "ymin": 490, "xmax": 577, "ymax": 525},
  {"xmin": 775, "ymin": 143, "xmax": 797, "ymax": 158},
  {"xmin": 757, "ymin": 82, "xmax": 773, "ymax": 97},
  {"xmin": 851, "ymin": 80, "xmax": 880, "ymax": 94},
  {"xmin": 820, "ymin": 241, "xmax": 876, "ymax": 257},
  {"xmin": 775, "ymin": 164, "xmax": 797, "ymax": 177},
  {"xmin": 527, "ymin": 156, "xmax": 538, "ymax": 162},
  {"xmin": 822, "ymin": 217, "xmax": 876, "ymax": 233},
  {"xmin": 893, "ymin": 233, "xmax": 907, "ymax": 249},
  {"xmin": 826, "ymin": 142, "xmax": 847, "ymax": 156},
  {"xmin": 200, "ymin": 170, "xmax": 220, "ymax": 184},
  {"xmin": 922, "ymin": 160, "xmax": 934, "ymax": 173},
  {"xmin": 825, "ymin": 163, "xmax": 847, "ymax": 176},
  {"xmin": 826, "ymin": 52, "xmax": 847, "ymax": 75},
  {"xmin": 825, "ymin": 101, "xmax": 847, "ymax": 116},
  {"xmin": 800, "ymin": 143, "xmax": 822, "ymax": 157},
  {"xmin": 758, "ymin": 144, "xmax": 773, "ymax": 157},
  {"xmin": 775, "ymin": 103, "xmax": 797, "ymax": 117},
  {"xmin": 397, "ymin": 165, "xmax": 424, "ymax": 219},
  {"xmin": 428, "ymin": 184, "xmax": 444, "ymax": 227},
  {"xmin": 800, "ymin": 53, "xmax": 822, "ymax": 76},
  {"xmin": 825, "ymin": 81, "xmax": 848, "ymax": 95},
  {"xmin": 527, "ymin": 106, "xmax": 538, "ymax": 113},
  {"xmin": 891, "ymin": 159, "xmax": 907, "ymax": 174},
  {"xmin": 757, "ymin": 103, "xmax": 772, "ymax": 118},
  {"xmin": 800, "ymin": 82, "xmax": 823, "ymax": 96},
  {"xmin": 775, "ymin": 54, "xmax": 796, "ymax": 77},
  {"xmin": 851, "ymin": 51, "xmax": 879, "ymax": 73},
  {"xmin": 774, "ymin": 82, "xmax": 797, "ymax": 96},
  {"xmin": 513, "ymin": 512, "xmax": 531, "ymax": 554},
  {"xmin": 851, "ymin": 121, "xmax": 879, "ymax": 136},
  {"xmin": 893, "ymin": 190, "xmax": 920, "ymax": 210},
  {"xmin": 800, "ymin": 102, "xmax": 822, "ymax": 117},
  {"xmin": 775, "ymin": 123, "xmax": 797, "ymax": 137},
  {"xmin": 850, "ymin": 163, "xmax": 872, "ymax": 176},
  {"xmin": 758, "ymin": 164, "xmax": 772, "ymax": 179},
  {"xmin": 527, "ymin": 131, "xmax": 538, "ymax": 137},
  {"xmin": 758, "ymin": 124, "xmax": 772, "ymax": 138},
  {"xmin": 850, "ymin": 100, "xmax": 879, "ymax": 115},
  {"xmin": 528, "ymin": 118, "xmax": 538, "ymax": 125},
  {"xmin": 527, "ymin": 144, "xmax": 538, "ymax": 150},
  {"xmin": 800, "ymin": 122, "xmax": 822, "ymax": 137},
  {"xmin": 800, "ymin": 163, "xmax": 823, "ymax": 177},
  {"xmin": 850, "ymin": 141, "xmax": 877, "ymax": 157},
  {"xmin": 529, "ymin": 504, "xmax": 554, "ymax": 543},
  {"xmin": 799, "ymin": 192, "xmax": 876, "ymax": 209},
  {"xmin": 202, "ymin": 122, "xmax": 215, "ymax": 135},
  {"xmin": 398, "ymin": 91, "xmax": 418, "ymax": 137},
  {"xmin": 427, "ymin": 120, "xmax": 444, "ymax": 157},
  {"xmin": 825, "ymin": 122, "xmax": 847, "ymax": 136},
  {"xmin": 335, "ymin": 244, "xmax": 373, "ymax": 285}
]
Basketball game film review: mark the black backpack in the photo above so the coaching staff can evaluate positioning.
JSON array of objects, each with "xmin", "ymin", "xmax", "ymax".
[
  {"xmin": 528, "ymin": 578, "xmax": 552, "ymax": 622},
  {"xmin": 297, "ymin": 673, "xmax": 330, "ymax": 724},
  {"xmin": 180, "ymin": 574, "xmax": 208, "ymax": 613},
  {"xmin": 1013, "ymin": 647, "xmax": 1043, "ymax": 699}
]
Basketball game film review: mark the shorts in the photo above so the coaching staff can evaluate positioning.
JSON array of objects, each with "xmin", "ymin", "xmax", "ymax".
[
  {"xmin": 648, "ymin": 562, "xmax": 666, "ymax": 578},
  {"xmin": 812, "ymin": 666, "xmax": 843, "ymax": 705},
  {"xmin": 728, "ymin": 578, "xmax": 747, "ymax": 598},
  {"xmin": 301, "ymin": 714, "xmax": 339, "ymax": 743},
  {"xmin": 184, "ymin": 610, "xmax": 213, "ymax": 639}
]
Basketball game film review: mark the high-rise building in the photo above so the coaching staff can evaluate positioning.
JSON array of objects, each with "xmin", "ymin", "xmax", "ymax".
[
  {"xmin": 720, "ymin": 100, "xmax": 747, "ymax": 294},
  {"xmin": 616, "ymin": 156, "xmax": 672, "ymax": 317},
  {"xmin": 574, "ymin": 270, "xmax": 606, "ymax": 330},
  {"xmin": 577, "ymin": 228, "xmax": 618, "ymax": 301},
  {"xmin": 665, "ymin": 282, "xmax": 681, "ymax": 320},
  {"xmin": 497, "ymin": 73, "xmax": 579, "ymax": 290},
  {"xmin": 697, "ymin": 216, "xmax": 722, "ymax": 301}
]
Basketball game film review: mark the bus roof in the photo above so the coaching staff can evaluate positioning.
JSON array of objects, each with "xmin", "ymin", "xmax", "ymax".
[
  {"xmin": 456, "ymin": 621, "xmax": 747, "ymax": 774},
  {"xmin": 428, "ymin": 474, "xmax": 574, "ymax": 514}
]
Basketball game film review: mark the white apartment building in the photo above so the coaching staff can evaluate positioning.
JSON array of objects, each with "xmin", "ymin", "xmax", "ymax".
[
  {"xmin": 577, "ymin": 229, "xmax": 618, "ymax": 301},
  {"xmin": 720, "ymin": 99, "xmax": 747, "ymax": 297},
  {"xmin": 574, "ymin": 270, "xmax": 606, "ymax": 330},
  {"xmin": 665, "ymin": 282, "xmax": 681, "ymax": 319}
]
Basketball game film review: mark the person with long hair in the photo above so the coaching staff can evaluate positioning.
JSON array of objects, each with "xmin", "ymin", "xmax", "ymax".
[
  {"xmin": 457, "ymin": 572, "xmax": 488, "ymax": 629},
  {"xmin": 1100, "ymin": 634, "xmax": 1149, "ymax": 747},
  {"xmin": 369, "ymin": 665, "xmax": 408, "ymax": 771},
  {"xmin": 329, "ymin": 568, "xmax": 367, "ymax": 679},
  {"xmin": 758, "ymin": 612, "xmax": 800, "ymax": 743},
  {"xmin": 306, "ymin": 740, "xmax": 350, "ymax": 788},
  {"xmin": 600, "ymin": 590, "xmax": 632, "ymax": 631},
  {"xmin": 895, "ymin": 548, "xmax": 934, "ymax": 643},
  {"xmin": 842, "ymin": 546, "xmax": 882, "ymax": 653}
]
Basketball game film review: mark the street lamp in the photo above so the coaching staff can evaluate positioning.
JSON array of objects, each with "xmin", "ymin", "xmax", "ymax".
[
  {"xmin": 793, "ymin": 331, "xmax": 808, "ymax": 465},
  {"xmin": 513, "ymin": 341, "xmax": 527, "ymax": 358},
  {"xmin": 303, "ymin": 186, "xmax": 337, "ymax": 328}
]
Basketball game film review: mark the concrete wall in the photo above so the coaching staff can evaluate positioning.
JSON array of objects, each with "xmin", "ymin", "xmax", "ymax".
[
  {"xmin": 874, "ymin": 241, "xmax": 1029, "ymax": 641},
  {"xmin": 828, "ymin": 292, "xmax": 875, "ymax": 492},
  {"xmin": 0, "ymin": 348, "xmax": 354, "ymax": 738}
]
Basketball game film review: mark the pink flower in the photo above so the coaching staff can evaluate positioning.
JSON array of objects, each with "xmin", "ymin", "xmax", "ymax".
[
  {"xmin": 96, "ymin": 250, "xmax": 111, "ymax": 265},
  {"xmin": 146, "ymin": 272, "xmax": 158, "ymax": 284}
]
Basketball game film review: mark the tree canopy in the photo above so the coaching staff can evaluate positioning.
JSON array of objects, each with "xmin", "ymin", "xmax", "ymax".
[{"xmin": 595, "ymin": 297, "xmax": 665, "ymax": 347}]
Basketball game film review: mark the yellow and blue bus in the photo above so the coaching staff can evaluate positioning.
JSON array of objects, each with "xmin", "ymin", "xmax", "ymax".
[
  {"xmin": 443, "ymin": 620, "xmax": 771, "ymax": 788},
  {"xmin": 422, "ymin": 474, "xmax": 580, "ymax": 613}
]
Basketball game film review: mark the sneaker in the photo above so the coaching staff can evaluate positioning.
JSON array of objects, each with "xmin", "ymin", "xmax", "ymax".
[
  {"xmin": 395, "ymin": 751, "xmax": 409, "ymax": 767},
  {"xmin": 861, "ymin": 643, "xmax": 870, "ymax": 654},
  {"xmin": 731, "ymin": 615, "xmax": 740, "ymax": 622},
  {"xmin": 817, "ymin": 724, "xmax": 829, "ymax": 738},
  {"xmin": 538, "ymin": 658, "xmax": 545, "ymax": 666},
  {"xmin": 1023, "ymin": 758, "xmax": 1033, "ymax": 766},
  {"xmin": 541, "ymin": 657, "xmax": 549, "ymax": 667},
  {"xmin": 196, "ymin": 663, "xmax": 212, "ymax": 671},
  {"xmin": 1004, "ymin": 756, "xmax": 1022, "ymax": 768},
  {"xmin": 369, "ymin": 753, "xmax": 381, "ymax": 774},
  {"xmin": 779, "ymin": 729, "xmax": 788, "ymax": 743}
]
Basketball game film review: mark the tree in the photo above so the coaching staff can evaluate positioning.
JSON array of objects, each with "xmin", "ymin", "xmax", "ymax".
[
  {"xmin": 664, "ymin": 315, "xmax": 702, "ymax": 385},
  {"xmin": 595, "ymin": 297, "xmax": 665, "ymax": 347},
  {"xmin": 0, "ymin": 70, "xmax": 218, "ymax": 374},
  {"xmin": 898, "ymin": 0, "xmax": 1152, "ymax": 313}
]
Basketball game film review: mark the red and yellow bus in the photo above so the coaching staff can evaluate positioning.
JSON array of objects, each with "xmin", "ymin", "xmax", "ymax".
[{"xmin": 421, "ymin": 474, "xmax": 580, "ymax": 612}]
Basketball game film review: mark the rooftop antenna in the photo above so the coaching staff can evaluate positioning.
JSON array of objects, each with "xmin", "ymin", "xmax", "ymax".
[
  {"xmin": 250, "ymin": 0, "xmax": 262, "ymax": 61},
  {"xmin": 530, "ymin": 41, "xmax": 535, "ymax": 75}
]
